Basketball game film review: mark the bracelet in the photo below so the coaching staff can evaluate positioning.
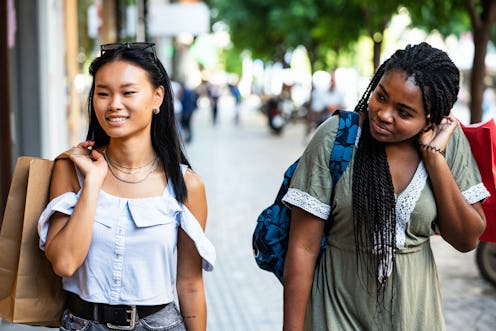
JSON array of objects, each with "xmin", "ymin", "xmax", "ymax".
[{"xmin": 418, "ymin": 143, "xmax": 445, "ymax": 155}]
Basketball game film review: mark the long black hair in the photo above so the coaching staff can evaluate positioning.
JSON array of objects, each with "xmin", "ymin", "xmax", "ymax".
[
  {"xmin": 86, "ymin": 45, "xmax": 190, "ymax": 203},
  {"xmin": 352, "ymin": 42, "xmax": 460, "ymax": 295}
]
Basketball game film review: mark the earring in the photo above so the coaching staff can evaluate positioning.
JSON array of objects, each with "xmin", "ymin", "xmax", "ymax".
[{"xmin": 153, "ymin": 108, "xmax": 160, "ymax": 114}]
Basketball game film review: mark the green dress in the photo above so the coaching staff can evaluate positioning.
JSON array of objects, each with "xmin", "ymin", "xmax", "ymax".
[{"xmin": 282, "ymin": 115, "xmax": 490, "ymax": 331}]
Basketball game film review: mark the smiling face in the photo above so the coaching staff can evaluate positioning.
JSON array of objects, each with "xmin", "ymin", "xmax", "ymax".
[
  {"xmin": 92, "ymin": 60, "xmax": 164, "ymax": 142},
  {"xmin": 367, "ymin": 69, "xmax": 429, "ymax": 143}
]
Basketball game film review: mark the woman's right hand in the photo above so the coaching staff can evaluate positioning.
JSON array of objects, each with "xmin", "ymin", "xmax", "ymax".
[{"xmin": 69, "ymin": 141, "xmax": 108, "ymax": 188}]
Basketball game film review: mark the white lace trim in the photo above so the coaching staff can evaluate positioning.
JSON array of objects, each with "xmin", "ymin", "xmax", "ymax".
[
  {"xmin": 462, "ymin": 183, "xmax": 491, "ymax": 204},
  {"xmin": 282, "ymin": 188, "xmax": 330, "ymax": 220},
  {"xmin": 395, "ymin": 162, "xmax": 428, "ymax": 249}
]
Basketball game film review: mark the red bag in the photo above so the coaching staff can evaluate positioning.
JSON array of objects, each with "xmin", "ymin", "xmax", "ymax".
[{"xmin": 460, "ymin": 119, "xmax": 496, "ymax": 242}]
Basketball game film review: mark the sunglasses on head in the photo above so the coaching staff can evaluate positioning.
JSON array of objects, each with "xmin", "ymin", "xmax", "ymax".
[{"xmin": 100, "ymin": 42, "xmax": 157, "ymax": 60}]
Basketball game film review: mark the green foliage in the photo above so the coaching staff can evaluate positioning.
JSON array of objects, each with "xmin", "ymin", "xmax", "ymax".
[
  {"xmin": 209, "ymin": 0, "xmax": 404, "ymax": 71},
  {"xmin": 404, "ymin": 0, "xmax": 471, "ymax": 36},
  {"xmin": 207, "ymin": 0, "xmax": 493, "ymax": 84},
  {"xmin": 206, "ymin": 0, "xmax": 495, "ymax": 124},
  {"xmin": 209, "ymin": 0, "xmax": 287, "ymax": 61},
  {"xmin": 220, "ymin": 47, "xmax": 243, "ymax": 77}
]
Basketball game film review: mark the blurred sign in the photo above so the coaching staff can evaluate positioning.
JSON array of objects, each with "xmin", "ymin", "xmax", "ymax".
[{"xmin": 148, "ymin": 3, "xmax": 210, "ymax": 37}]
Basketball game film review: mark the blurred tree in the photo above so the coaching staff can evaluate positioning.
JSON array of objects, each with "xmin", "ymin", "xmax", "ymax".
[
  {"xmin": 208, "ymin": 0, "xmax": 286, "ymax": 61},
  {"xmin": 405, "ymin": 0, "xmax": 496, "ymax": 123},
  {"xmin": 208, "ymin": 0, "xmax": 402, "ymax": 72},
  {"xmin": 347, "ymin": 0, "xmax": 403, "ymax": 70},
  {"xmin": 208, "ymin": 0, "xmax": 494, "ymax": 122}
]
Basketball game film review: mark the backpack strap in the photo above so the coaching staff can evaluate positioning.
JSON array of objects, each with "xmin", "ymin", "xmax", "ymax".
[
  {"xmin": 323, "ymin": 109, "xmax": 359, "ymax": 239},
  {"xmin": 252, "ymin": 110, "xmax": 360, "ymax": 284},
  {"xmin": 328, "ymin": 110, "xmax": 360, "ymax": 186}
]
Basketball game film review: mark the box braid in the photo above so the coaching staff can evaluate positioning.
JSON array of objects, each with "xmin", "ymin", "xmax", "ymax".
[{"xmin": 351, "ymin": 43, "xmax": 460, "ymax": 299}]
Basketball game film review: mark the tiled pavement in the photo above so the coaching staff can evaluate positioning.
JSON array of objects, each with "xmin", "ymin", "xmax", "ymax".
[{"xmin": 2, "ymin": 97, "xmax": 495, "ymax": 330}]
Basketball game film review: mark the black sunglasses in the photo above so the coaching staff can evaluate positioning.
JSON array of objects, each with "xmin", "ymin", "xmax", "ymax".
[{"xmin": 100, "ymin": 42, "xmax": 157, "ymax": 60}]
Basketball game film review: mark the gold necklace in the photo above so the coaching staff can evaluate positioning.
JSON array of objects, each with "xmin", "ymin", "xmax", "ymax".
[{"xmin": 103, "ymin": 149, "xmax": 158, "ymax": 184}]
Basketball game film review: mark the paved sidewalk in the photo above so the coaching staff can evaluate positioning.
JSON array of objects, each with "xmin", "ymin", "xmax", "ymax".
[
  {"xmin": 185, "ymin": 99, "xmax": 291, "ymax": 330},
  {"xmin": 2, "ymin": 98, "xmax": 495, "ymax": 331}
]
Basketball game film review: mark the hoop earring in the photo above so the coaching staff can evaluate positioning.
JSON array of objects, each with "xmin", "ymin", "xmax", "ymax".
[{"xmin": 153, "ymin": 108, "xmax": 160, "ymax": 114}]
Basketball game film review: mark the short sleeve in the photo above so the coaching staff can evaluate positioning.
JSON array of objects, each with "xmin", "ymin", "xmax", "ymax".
[
  {"xmin": 282, "ymin": 116, "xmax": 341, "ymax": 220},
  {"xmin": 445, "ymin": 123, "xmax": 490, "ymax": 203},
  {"xmin": 37, "ymin": 192, "xmax": 78, "ymax": 251},
  {"xmin": 178, "ymin": 205, "xmax": 216, "ymax": 271},
  {"xmin": 176, "ymin": 164, "xmax": 216, "ymax": 271}
]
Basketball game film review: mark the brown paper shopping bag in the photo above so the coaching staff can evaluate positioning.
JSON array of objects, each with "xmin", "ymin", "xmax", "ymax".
[{"xmin": 0, "ymin": 157, "xmax": 65, "ymax": 326}]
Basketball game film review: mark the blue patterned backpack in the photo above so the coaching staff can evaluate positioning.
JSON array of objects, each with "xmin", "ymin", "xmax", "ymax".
[{"xmin": 252, "ymin": 110, "xmax": 359, "ymax": 284}]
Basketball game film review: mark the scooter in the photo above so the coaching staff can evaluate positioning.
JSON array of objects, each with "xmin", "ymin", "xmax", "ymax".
[
  {"xmin": 264, "ymin": 97, "xmax": 286, "ymax": 135},
  {"xmin": 476, "ymin": 241, "xmax": 496, "ymax": 287}
]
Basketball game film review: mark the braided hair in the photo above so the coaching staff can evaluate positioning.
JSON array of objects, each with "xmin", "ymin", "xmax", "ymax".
[{"xmin": 351, "ymin": 42, "xmax": 460, "ymax": 298}]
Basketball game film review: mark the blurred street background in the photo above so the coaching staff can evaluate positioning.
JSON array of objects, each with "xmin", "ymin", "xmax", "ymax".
[{"xmin": 1, "ymin": 0, "xmax": 496, "ymax": 330}]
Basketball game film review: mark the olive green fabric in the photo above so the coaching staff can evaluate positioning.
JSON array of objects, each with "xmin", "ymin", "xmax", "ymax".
[{"xmin": 286, "ymin": 116, "xmax": 485, "ymax": 331}]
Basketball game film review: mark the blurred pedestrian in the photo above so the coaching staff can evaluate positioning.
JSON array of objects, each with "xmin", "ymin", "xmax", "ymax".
[
  {"xmin": 180, "ymin": 83, "xmax": 199, "ymax": 143},
  {"xmin": 228, "ymin": 80, "xmax": 242, "ymax": 125},
  {"xmin": 38, "ymin": 42, "xmax": 215, "ymax": 331},
  {"xmin": 282, "ymin": 42, "xmax": 489, "ymax": 330},
  {"xmin": 207, "ymin": 82, "xmax": 220, "ymax": 125},
  {"xmin": 171, "ymin": 79, "xmax": 184, "ymax": 131},
  {"xmin": 483, "ymin": 84, "xmax": 496, "ymax": 121},
  {"xmin": 171, "ymin": 79, "xmax": 183, "ymax": 116},
  {"xmin": 307, "ymin": 70, "xmax": 345, "ymax": 135},
  {"xmin": 279, "ymin": 82, "xmax": 296, "ymax": 122}
]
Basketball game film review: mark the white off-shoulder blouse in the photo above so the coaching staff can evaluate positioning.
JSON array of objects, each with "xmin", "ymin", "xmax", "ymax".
[{"xmin": 38, "ymin": 164, "xmax": 215, "ymax": 305}]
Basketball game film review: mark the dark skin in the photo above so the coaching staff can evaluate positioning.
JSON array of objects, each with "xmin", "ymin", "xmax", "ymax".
[{"xmin": 283, "ymin": 70, "xmax": 486, "ymax": 331}]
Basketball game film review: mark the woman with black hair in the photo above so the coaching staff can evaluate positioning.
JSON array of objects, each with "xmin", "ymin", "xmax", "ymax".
[
  {"xmin": 282, "ymin": 42, "xmax": 490, "ymax": 330},
  {"xmin": 38, "ymin": 42, "xmax": 215, "ymax": 331}
]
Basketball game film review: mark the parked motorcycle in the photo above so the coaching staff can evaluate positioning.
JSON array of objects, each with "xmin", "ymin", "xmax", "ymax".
[
  {"xmin": 476, "ymin": 241, "xmax": 496, "ymax": 287},
  {"xmin": 264, "ymin": 97, "xmax": 286, "ymax": 135}
]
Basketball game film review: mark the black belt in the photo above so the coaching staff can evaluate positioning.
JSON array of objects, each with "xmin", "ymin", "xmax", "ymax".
[{"xmin": 67, "ymin": 292, "xmax": 167, "ymax": 330}]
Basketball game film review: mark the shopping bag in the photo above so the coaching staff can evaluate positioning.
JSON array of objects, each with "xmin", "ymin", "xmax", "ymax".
[
  {"xmin": 461, "ymin": 119, "xmax": 496, "ymax": 243},
  {"xmin": 0, "ymin": 157, "xmax": 65, "ymax": 326},
  {"xmin": 0, "ymin": 147, "xmax": 86, "ymax": 325}
]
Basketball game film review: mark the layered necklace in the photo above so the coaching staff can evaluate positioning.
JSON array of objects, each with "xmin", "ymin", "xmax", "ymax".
[{"xmin": 103, "ymin": 149, "xmax": 159, "ymax": 184}]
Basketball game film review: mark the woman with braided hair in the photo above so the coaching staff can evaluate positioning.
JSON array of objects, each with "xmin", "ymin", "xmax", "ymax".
[{"xmin": 281, "ymin": 42, "xmax": 490, "ymax": 330}]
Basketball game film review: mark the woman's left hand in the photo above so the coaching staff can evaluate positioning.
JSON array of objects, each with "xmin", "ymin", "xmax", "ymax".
[{"xmin": 418, "ymin": 115, "xmax": 457, "ymax": 153}]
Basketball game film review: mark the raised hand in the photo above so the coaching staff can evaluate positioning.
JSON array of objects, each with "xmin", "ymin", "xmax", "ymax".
[
  {"xmin": 69, "ymin": 141, "xmax": 108, "ymax": 188},
  {"xmin": 417, "ymin": 116, "xmax": 457, "ymax": 154}
]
